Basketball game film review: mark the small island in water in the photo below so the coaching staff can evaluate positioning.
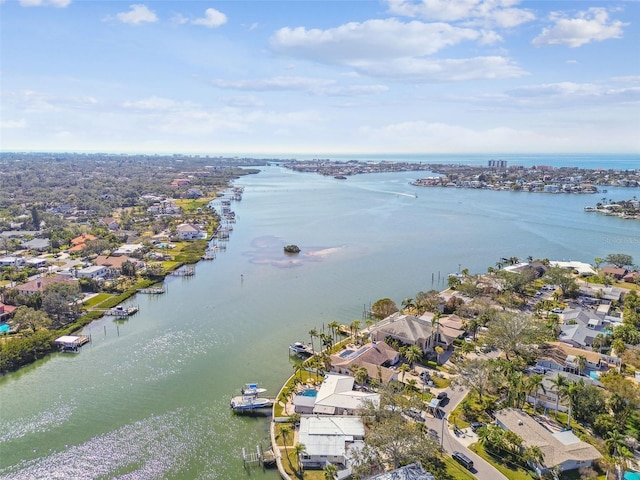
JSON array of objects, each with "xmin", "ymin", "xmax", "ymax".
[{"xmin": 284, "ymin": 244, "xmax": 301, "ymax": 254}]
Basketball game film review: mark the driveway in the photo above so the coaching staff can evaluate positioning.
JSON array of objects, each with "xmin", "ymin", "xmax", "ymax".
[{"xmin": 424, "ymin": 386, "xmax": 507, "ymax": 480}]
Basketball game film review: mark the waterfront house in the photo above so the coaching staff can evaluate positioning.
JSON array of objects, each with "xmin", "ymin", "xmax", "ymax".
[
  {"xmin": 330, "ymin": 341, "xmax": 399, "ymax": 384},
  {"xmin": 175, "ymin": 223, "xmax": 206, "ymax": 241},
  {"xmin": 495, "ymin": 408, "xmax": 601, "ymax": 476},
  {"xmin": 601, "ymin": 266, "xmax": 628, "ymax": 280},
  {"xmin": 297, "ymin": 415, "xmax": 364, "ymax": 470},
  {"xmin": 94, "ymin": 255, "xmax": 142, "ymax": 277},
  {"xmin": 294, "ymin": 374, "xmax": 380, "ymax": 416},
  {"xmin": 369, "ymin": 313, "xmax": 436, "ymax": 354}
]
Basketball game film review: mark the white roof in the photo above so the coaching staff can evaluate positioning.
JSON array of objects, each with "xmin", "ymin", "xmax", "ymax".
[
  {"xmin": 55, "ymin": 335, "xmax": 81, "ymax": 344},
  {"xmin": 550, "ymin": 260, "xmax": 596, "ymax": 276},
  {"xmin": 313, "ymin": 374, "xmax": 380, "ymax": 413},
  {"xmin": 298, "ymin": 415, "xmax": 364, "ymax": 458}
]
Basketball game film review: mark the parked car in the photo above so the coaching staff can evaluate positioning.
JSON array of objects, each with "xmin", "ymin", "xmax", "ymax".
[
  {"xmin": 452, "ymin": 451, "xmax": 474, "ymax": 470},
  {"xmin": 436, "ymin": 392, "xmax": 448, "ymax": 400},
  {"xmin": 470, "ymin": 422, "xmax": 484, "ymax": 433}
]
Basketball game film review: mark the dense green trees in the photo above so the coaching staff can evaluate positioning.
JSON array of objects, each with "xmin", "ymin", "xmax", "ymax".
[
  {"xmin": 0, "ymin": 329, "xmax": 55, "ymax": 372},
  {"xmin": 371, "ymin": 298, "xmax": 398, "ymax": 319}
]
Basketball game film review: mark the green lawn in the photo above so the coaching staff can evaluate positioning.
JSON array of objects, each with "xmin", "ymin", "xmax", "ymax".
[
  {"xmin": 469, "ymin": 443, "xmax": 535, "ymax": 480},
  {"xmin": 443, "ymin": 455, "xmax": 476, "ymax": 480},
  {"xmin": 83, "ymin": 293, "xmax": 112, "ymax": 308}
]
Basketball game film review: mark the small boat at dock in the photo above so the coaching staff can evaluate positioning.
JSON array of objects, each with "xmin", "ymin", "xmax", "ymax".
[
  {"xmin": 289, "ymin": 341, "xmax": 313, "ymax": 356},
  {"xmin": 105, "ymin": 305, "xmax": 139, "ymax": 317},
  {"xmin": 230, "ymin": 383, "xmax": 274, "ymax": 413}
]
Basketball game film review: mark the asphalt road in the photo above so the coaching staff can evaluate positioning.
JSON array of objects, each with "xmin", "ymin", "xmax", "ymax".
[{"xmin": 424, "ymin": 385, "xmax": 508, "ymax": 480}]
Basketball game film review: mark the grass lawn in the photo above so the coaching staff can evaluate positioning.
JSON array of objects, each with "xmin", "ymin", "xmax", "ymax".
[
  {"xmin": 83, "ymin": 293, "xmax": 112, "ymax": 308},
  {"xmin": 443, "ymin": 455, "xmax": 476, "ymax": 479},
  {"xmin": 469, "ymin": 443, "xmax": 535, "ymax": 480}
]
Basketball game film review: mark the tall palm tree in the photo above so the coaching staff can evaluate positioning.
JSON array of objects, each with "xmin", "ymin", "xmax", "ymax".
[
  {"xmin": 309, "ymin": 328, "xmax": 319, "ymax": 355},
  {"xmin": 401, "ymin": 297, "xmax": 415, "ymax": 313},
  {"xmin": 293, "ymin": 443, "xmax": 307, "ymax": 475},
  {"xmin": 398, "ymin": 363, "xmax": 410, "ymax": 382},
  {"xmin": 278, "ymin": 424, "xmax": 291, "ymax": 462},
  {"xmin": 349, "ymin": 320, "xmax": 361, "ymax": 344},
  {"xmin": 575, "ymin": 355, "xmax": 587, "ymax": 376},
  {"xmin": 550, "ymin": 373, "xmax": 568, "ymax": 419},
  {"xmin": 327, "ymin": 320, "xmax": 340, "ymax": 345},
  {"xmin": 434, "ymin": 346, "xmax": 444, "ymax": 365},
  {"xmin": 526, "ymin": 374, "xmax": 546, "ymax": 412}
]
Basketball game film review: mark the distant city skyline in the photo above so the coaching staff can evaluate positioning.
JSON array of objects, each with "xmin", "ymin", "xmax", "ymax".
[{"xmin": 1, "ymin": 0, "xmax": 639, "ymax": 155}]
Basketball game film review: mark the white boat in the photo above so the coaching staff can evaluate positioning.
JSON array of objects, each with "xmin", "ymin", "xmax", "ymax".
[
  {"xmin": 241, "ymin": 383, "xmax": 267, "ymax": 395},
  {"xmin": 231, "ymin": 383, "xmax": 273, "ymax": 412},
  {"xmin": 289, "ymin": 342, "xmax": 313, "ymax": 355}
]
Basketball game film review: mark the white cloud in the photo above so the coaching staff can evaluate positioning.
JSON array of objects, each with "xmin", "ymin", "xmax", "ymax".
[
  {"xmin": 115, "ymin": 4, "xmax": 158, "ymax": 25},
  {"xmin": 532, "ymin": 8, "xmax": 626, "ymax": 48},
  {"xmin": 352, "ymin": 56, "xmax": 526, "ymax": 82},
  {"xmin": 270, "ymin": 18, "xmax": 480, "ymax": 62},
  {"xmin": 357, "ymin": 120, "xmax": 571, "ymax": 153},
  {"xmin": 213, "ymin": 76, "xmax": 334, "ymax": 92},
  {"xmin": 212, "ymin": 76, "xmax": 388, "ymax": 96},
  {"xmin": 122, "ymin": 97, "xmax": 196, "ymax": 111},
  {"xmin": 19, "ymin": 0, "xmax": 71, "ymax": 7},
  {"xmin": 384, "ymin": 0, "xmax": 535, "ymax": 27},
  {"xmin": 192, "ymin": 8, "xmax": 227, "ymax": 28},
  {"xmin": 0, "ymin": 119, "xmax": 27, "ymax": 128}
]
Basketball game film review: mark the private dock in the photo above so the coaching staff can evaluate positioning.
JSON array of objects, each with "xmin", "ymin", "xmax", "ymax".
[
  {"xmin": 54, "ymin": 334, "xmax": 91, "ymax": 352},
  {"xmin": 105, "ymin": 305, "xmax": 139, "ymax": 317},
  {"xmin": 242, "ymin": 444, "xmax": 276, "ymax": 470},
  {"xmin": 138, "ymin": 287, "xmax": 165, "ymax": 294},
  {"xmin": 171, "ymin": 267, "xmax": 195, "ymax": 276}
]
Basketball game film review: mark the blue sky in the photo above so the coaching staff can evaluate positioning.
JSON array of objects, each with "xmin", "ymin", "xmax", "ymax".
[{"xmin": 1, "ymin": 0, "xmax": 639, "ymax": 155}]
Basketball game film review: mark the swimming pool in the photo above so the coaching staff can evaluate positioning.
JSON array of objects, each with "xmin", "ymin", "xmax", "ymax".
[
  {"xmin": 300, "ymin": 389, "xmax": 318, "ymax": 397},
  {"xmin": 0, "ymin": 324, "xmax": 10, "ymax": 333},
  {"xmin": 589, "ymin": 370, "xmax": 600, "ymax": 380},
  {"xmin": 624, "ymin": 472, "xmax": 640, "ymax": 480},
  {"xmin": 339, "ymin": 349, "xmax": 354, "ymax": 358}
]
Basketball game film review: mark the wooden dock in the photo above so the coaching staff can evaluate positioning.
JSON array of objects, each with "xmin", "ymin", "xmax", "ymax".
[
  {"xmin": 105, "ymin": 305, "xmax": 139, "ymax": 317},
  {"xmin": 138, "ymin": 287, "xmax": 165, "ymax": 294},
  {"xmin": 242, "ymin": 444, "xmax": 276, "ymax": 470},
  {"xmin": 171, "ymin": 267, "xmax": 195, "ymax": 276}
]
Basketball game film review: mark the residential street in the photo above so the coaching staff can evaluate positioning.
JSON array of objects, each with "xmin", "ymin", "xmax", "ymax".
[{"xmin": 424, "ymin": 385, "xmax": 508, "ymax": 480}]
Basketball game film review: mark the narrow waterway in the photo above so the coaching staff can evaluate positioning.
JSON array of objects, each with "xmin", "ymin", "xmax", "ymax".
[{"xmin": 1, "ymin": 165, "xmax": 638, "ymax": 479}]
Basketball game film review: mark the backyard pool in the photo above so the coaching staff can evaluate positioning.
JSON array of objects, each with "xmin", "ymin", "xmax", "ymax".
[
  {"xmin": 624, "ymin": 472, "xmax": 640, "ymax": 480},
  {"xmin": 0, "ymin": 324, "xmax": 10, "ymax": 334},
  {"xmin": 300, "ymin": 389, "xmax": 318, "ymax": 397}
]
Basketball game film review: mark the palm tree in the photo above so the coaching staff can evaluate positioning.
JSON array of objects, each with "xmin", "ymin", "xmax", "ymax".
[
  {"xmin": 292, "ymin": 356, "xmax": 305, "ymax": 381},
  {"xmin": 575, "ymin": 355, "xmax": 587, "ymax": 376},
  {"xmin": 327, "ymin": 320, "xmax": 340, "ymax": 345},
  {"xmin": 309, "ymin": 328, "xmax": 319, "ymax": 355},
  {"xmin": 355, "ymin": 366, "xmax": 369, "ymax": 386},
  {"xmin": 349, "ymin": 320, "xmax": 361, "ymax": 343},
  {"xmin": 293, "ymin": 442, "xmax": 307, "ymax": 475},
  {"xmin": 278, "ymin": 424, "xmax": 291, "ymax": 462},
  {"xmin": 434, "ymin": 346, "xmax": 444, "ymax": 365},
  {"xmin": 323, "ymin": 463, "xmax": 338, "ymax": 480},
  {"xmin": 550, "ymin": 373, "xmax": 568, "ymax": 419},
  {"xmin": 401, "ymin": 297, "xmax": 415, "ymax": 313},
  {"xmin": 526, "ymin": 374, "xmax": 546, "ymax": 412},
  {"xmin": 404, "ymin": 345, "xmax": 423, "ymax": 368},
  {"xmin": 562, "ymin": 380, "xmax": 582, "ymax": 428},
  {"xmin": 398, "ymin": 363, "xmax": 410, "ymax": 382}
]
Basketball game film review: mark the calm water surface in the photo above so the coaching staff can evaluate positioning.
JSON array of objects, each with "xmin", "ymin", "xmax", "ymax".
[{"xmin": 1, "ymin": 165, "xmax": 639, "ymax": 479}]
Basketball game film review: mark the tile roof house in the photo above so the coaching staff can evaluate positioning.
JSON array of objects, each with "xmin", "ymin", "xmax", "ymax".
[
  {"xmin": 94, "ymin": 255, "xmax": 143, "ymax": 277},
  {"xmin": 16, "ymin": 275, "xmax": 77, "ymax": 295},
  {"xmin": 601, "ymin": 266, "xmax": 628, "ymax": 280},
  {"xmin": 68, "ymin": 233, "xmax": 97, "ymax": 253},
  {"xmin": 495, "ymin": 408, "xmax": 601, "ymax": 476},
  {"xmin": 330, "ymin": 341, "xmax": 399, "ymax": 384},
  {"xmin": 101, "ymin": 217, "xmax": 120, "ymax": 231},
  {"xmin": 0, "ymin": 303, "xmax": 17, "ymax": 322},
  {"xmin": 175, "ymin": 223, "xmax": 206, "ymax": 241},
  {"xmin": 369, "ymin": 313, "xmax": 436, "ymax": 354}
]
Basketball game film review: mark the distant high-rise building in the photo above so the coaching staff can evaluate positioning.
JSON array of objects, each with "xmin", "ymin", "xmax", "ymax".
[{"xmin": 488, "ymin": 159, "xmax": 507, "ymax": 168}]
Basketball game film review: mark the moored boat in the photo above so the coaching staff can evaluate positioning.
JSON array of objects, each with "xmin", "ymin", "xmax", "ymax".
[{"xmin": 289, "ymin": 341, "xmax": 313, "ymax": 356}]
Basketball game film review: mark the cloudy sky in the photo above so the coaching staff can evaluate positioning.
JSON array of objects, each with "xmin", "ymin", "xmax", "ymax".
[{"xmin": 1, "ymin": 0, "xmax": 639, "ymax": 155}]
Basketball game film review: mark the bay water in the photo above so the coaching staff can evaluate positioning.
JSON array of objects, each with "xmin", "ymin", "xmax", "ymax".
[{"xmin": 0, "ymin": 162, "xmax": 639, "ymax": 479}]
